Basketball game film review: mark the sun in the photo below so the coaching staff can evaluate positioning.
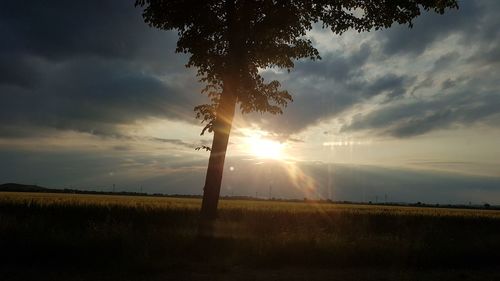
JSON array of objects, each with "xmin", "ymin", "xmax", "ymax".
[{"xmin": 245, "ymin": 133, "xmax": 284, "ymax": 160}]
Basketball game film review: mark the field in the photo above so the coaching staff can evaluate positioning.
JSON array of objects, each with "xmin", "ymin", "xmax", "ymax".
[{"xmin": 1, "ymin": 192, "xmax": 499, "ymax": 281}]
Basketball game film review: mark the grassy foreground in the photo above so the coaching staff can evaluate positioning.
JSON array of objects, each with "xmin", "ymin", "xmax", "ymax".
[{"xmin": 1, "ymin": 192, "xmax": 499, "ymax": 281}]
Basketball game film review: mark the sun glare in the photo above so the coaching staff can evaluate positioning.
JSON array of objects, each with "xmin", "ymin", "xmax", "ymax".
[{"xmin": 245, "ymin": 133, "xmax": 284, "ymax": 160}]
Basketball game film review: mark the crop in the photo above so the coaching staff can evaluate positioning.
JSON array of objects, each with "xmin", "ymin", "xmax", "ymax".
[{"xmin": 1, "ymin": 192, "xmax": 499, "ymax": 280}]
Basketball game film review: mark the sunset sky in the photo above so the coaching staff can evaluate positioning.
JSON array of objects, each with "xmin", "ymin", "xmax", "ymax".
[{"xmin": 1, "ymin": 0, "xmax": 499, "ymax": 204}]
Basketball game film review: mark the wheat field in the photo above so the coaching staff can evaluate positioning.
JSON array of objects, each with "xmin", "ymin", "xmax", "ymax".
[{"xmin": 1, "ymin": 192, "xmax": 499, "ymax": 281}]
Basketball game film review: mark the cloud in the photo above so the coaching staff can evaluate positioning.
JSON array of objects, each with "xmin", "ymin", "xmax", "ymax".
[
  {"xmin": 0, "ymin": 0, "xmax": 159, "ymax": 61},
  {"xmin": 291, "ymin": 43, "xmax": 372, "ymax": 82},
  {"xmin": 0, "ymin": 54, "xmax": 43, "ymax": 88},
  {"xmin": 0, "ymin": 0, "xmax": 205, "ymax": 138},
  {"xmin": 254, "ymin": 45, "xmax": 415, "ymax": 135},
  {"xmin": 255, "ymin": 0, "xmax": 500, "ymax": 138},
  {"xmin": 1, "ymin": 0, "xmax": 499, "ymax": 141},
  {"xmin": 342, "ymin": 80, "xmax": 500, "ymax": 137},
  {"xmin": 0, "ymin": 58, "xmax": 201, "ymax": 136},
  {"xmin": 375, "ymin": 0, "xmax": 480, "ymax": 56}
]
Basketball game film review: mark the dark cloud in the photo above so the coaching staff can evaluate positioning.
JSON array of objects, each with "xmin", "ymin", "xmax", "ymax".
[
  {"xmin": 291, "ymin": 43, "xmax": 371, "ymax": 82},
  {"xmin": 0, "ymin": 54, "xmax": 43, "ymax": 88},
  {"xmin": 469, "ymin": 44, "xmax": 500, "ymax": 66},
  {"xmin": 0, "ymin": 0, "xmax": 156, "ymax": 61},
  {"xmin": 0, "ymin": 58, "xmax": 201, "ymax": 136},
  {"xmin": 432, "ymin": 52, "xmax": 460, "ymax": 73},
  {"xmin": 0, "ymin": 0, "xmax": 204, "ymax": 137},
  {"xmin": 441, "ymin": 78, "xmax": 459, "ymax": 90},
  {"xmin": 366, "ymin": 74, "xmax": 414, "ymax": 100},
  {"xmin": 376, "ymin": 1, "xmax": 480, "ymax": 56},
  {"xmin": 410, "ymin": 77, "xmax": 434, "ymax": 96},
  {"xmin": 342, "ymin": 81, "xmax": 500, "ymax": 137},
  {"xmin": 255, "ymin": 47, "xmax": 415, "ymax": 135}
]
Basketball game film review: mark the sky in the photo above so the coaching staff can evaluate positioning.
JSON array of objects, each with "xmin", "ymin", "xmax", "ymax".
[{"xmin": 1, "ymin": 0, "xmax": 500, "ymax": 204}]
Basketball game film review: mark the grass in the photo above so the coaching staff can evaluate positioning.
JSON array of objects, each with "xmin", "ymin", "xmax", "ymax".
[{"xmin": 1, "ymin": 192, "xmax": 499, "ymax": 280}]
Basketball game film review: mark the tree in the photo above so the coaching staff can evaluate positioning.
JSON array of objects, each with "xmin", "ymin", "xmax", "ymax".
[{"xmin": 135, "ymin": 0, "xmax": 458, "ymax": 235}]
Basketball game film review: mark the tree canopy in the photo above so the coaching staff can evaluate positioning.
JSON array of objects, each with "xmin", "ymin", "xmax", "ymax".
[{"xmin": 136, "ymin": 0, "xmax": 458, "ymax": 135}]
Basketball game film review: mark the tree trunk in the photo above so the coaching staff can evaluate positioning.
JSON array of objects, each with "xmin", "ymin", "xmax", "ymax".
[
  {"xmin": 198, "ymin": 0, "xmax": 240, "ymax": 238},
  {"xmin": 198, "ymin": 80, "xmax": 237, "ymax": 237}
]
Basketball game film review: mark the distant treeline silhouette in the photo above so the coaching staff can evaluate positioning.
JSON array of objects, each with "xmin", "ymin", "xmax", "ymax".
[{"xmin": 1, "ymin": 182, "xmax": 496, "ymax": 210}]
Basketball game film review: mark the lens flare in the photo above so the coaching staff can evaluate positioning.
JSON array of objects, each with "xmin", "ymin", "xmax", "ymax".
[
  {"xmin": 242, "ymin": 130, "xmax": 285, "ymax": 160},
  {"xmin": 247, "ymin": 135, "xmax": 283, "ymax": 159}
]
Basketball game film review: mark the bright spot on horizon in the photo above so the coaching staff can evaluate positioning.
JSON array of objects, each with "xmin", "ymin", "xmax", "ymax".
[{"xmin": 244, "ymin": 132, "xmax": 285, "ymax": 160}]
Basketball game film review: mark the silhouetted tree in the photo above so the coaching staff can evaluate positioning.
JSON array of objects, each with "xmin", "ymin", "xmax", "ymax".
[{"xmin": 136, "ymin": 0, "xmax": 458, "ymax": 236}]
